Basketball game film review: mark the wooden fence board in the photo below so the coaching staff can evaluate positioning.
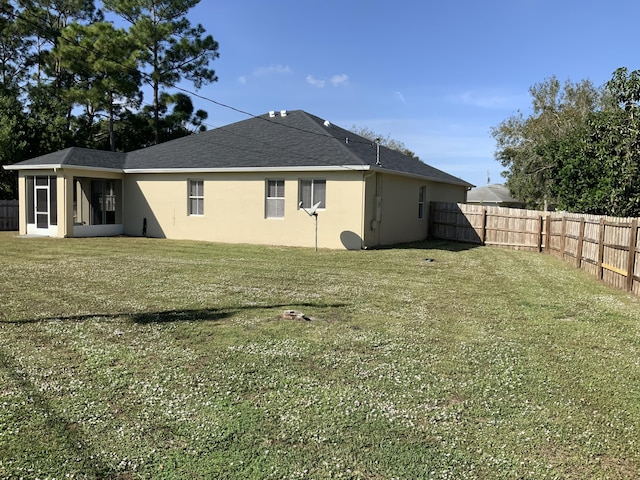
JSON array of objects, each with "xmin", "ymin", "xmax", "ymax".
[
  {"xmin": 430, "ymin": 202, "xmax": 640, "ymax": 296},
  {"xmin": 0, "ymin": 200, "xmax": 18, "ymax": 231}
]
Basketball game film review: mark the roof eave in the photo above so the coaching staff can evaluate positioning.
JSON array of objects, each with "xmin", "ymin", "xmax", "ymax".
[{"xmin": 376, "ymin": 166, "xmax": 474, "ymax": 188}]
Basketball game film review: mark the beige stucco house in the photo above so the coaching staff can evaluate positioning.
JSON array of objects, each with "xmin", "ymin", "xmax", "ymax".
[{"xmin": 4, "ymin": 110, "xmax": 472, "ymax": 249}]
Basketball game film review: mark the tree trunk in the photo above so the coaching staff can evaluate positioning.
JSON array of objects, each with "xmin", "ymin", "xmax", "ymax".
[{"xmin": 109, "ymin": 91, "xmax": 115, "ymax": 151}]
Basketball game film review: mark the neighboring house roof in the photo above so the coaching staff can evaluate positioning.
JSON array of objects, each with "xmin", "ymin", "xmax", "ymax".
[
  {"xmin": 467, "ymin": 184, "xmax": 524, "ymax": 206},
  {"xmin": 6, "ymin": 110, "xmax": 472, "ymax": 187}
]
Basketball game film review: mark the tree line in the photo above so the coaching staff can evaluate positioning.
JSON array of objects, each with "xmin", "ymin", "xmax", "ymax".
[
  {"xmin": 493, "ymin": 68, "xmax": 640, "ymax": 217},
  {"xmin": 0, "ymin": 0, "xmax": 219, "ymax": 199}
]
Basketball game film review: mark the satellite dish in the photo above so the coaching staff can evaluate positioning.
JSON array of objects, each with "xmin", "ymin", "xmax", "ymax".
[
  {"xmin": 308, "ymin": 201, "xmax": 321, "ymax": 216},
  {"xmin": 300, "ymin": 201, "xmax": 321, "ymax": 216}
]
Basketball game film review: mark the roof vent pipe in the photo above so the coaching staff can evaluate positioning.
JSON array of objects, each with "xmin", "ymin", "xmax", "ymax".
[
  {"xmin": 280, "ymin": 110, "xmax": 287, "ymax": 117},
  {"xmin": 375, "ymin": 138, "xmax": 382, "ymax": 166}
]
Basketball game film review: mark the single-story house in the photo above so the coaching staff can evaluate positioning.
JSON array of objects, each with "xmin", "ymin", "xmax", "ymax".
[
  {"xmin": 4, "ymin": 110, "xmax": 473, "ymax": 249},
  {"xmin": 466, "ymin": 184, "xmax": 525, "ymax": 208}
]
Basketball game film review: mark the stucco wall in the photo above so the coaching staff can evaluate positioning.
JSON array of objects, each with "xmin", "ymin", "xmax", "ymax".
[
  {"xmin": 123, "ymin": 171, "xmax": 368, "ymax": 249},
  {"xmin": 14, "ymin": 166, "xmax": 468, "ymax": 248},
  {"xmin": 17, "ymin": 172, "xmax": 27, "ymax": 235},
  {"xmin": 364, "ymin": 172, "xmax": 468, "ymax": 247}
]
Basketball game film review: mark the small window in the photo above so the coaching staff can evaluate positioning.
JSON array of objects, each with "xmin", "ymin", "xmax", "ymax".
[
  {"xmin": 189, "ymin": 179, "xmax": 204, "ymax": 216},
  {"xmin": 299, "ymin": 179, "xmax": 326, "ymax": 209},
  {"xmin": 266, "ymin": 179, "xmax": 285, "ymax": 218},
  {"xmin": 418, "ymin": 186, "xmax": 426, "ymax": 219}
]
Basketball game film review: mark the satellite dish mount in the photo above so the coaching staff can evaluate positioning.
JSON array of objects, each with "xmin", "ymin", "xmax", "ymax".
[{"xmin": 299, "ymin": 201, "xmax": 321, "ymax": 252}]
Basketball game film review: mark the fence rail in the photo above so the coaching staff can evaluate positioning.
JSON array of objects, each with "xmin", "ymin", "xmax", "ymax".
[
  {"xmin": 0, "ymin": 200, "xmax": 18, "ymax": 231},
  {"xmin": 429, "ymin": 202, "xmax": 640, "ymax": 296}
]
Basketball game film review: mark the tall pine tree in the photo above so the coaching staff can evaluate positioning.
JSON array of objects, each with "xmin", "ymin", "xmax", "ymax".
[{"xmin": 103, "ymin": 0, "xmax": 219, "ymax": 144}]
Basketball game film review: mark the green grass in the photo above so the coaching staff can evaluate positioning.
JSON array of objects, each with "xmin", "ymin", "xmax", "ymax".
[{"xmin": 1, "ymin": 232, "xmax": 640, "ymax": 479}]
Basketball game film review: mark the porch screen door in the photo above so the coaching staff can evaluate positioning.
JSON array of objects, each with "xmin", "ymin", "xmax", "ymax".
[
  {"xmin": 35, "ymin": 177, "xmax": 49, "ymax": 228},
  {"xmin": 27, "ymin": 176, "xmax": 57, "ymax": 235}
]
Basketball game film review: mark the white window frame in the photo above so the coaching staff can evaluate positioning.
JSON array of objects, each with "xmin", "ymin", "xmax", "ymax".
[
  {"xmin": 188, "ymin": 179, "xmax": 204, "ymax": 216},
  {"xmin": 299, "ymin": 179, "xmax": 326, "ymax": 210},
  {"xmin": 266, "ymin": 179, "xmax": 285, "ymax": 218}
]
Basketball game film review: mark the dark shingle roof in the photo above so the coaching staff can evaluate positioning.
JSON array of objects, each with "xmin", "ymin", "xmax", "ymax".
[
  {"xmin": 7, "ymin": 110, "xmax": 472, "ymax": 187},
  {"xmin": 7, "ymin": 147, "xmax": 126, "ymax": 170}
]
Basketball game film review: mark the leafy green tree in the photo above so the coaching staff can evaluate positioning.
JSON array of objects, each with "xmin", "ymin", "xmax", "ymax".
[
  {"xmin": 491, "ymin": 76, "xmax": 602, "ymax": 209},
  {"xmin": 0, "ymin": 90, "xmax": 27, "ymax": 198},
  {"xmin": 103, "ymin": 0, "xmax": 219, "ymax": 144},
  {"xmin": 580, "ymin": 68, "xmax": 640, "ymax": 216},
  {"xmin": 0, "ymin": 0, "xmax": 32, "ymax": 90},
  {"xmin": 14, "ymin": 0, "xmax": 102, "ymax": 154},
  {"xmin": 349, "ymin": 125, "xmax": 419, "ymax": 159},
  {"xmin": 24, "ymin": 82, "xmax": 73, "ymax": 157}
]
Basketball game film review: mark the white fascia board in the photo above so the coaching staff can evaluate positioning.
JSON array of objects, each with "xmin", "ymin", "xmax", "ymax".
[
  {"xmin": 123, "ymin": 165, "xmax": 371, "ymax": 174},
  {"xmin": 3, "ymin": 164, "xmax": 63, "ymax": 171}
]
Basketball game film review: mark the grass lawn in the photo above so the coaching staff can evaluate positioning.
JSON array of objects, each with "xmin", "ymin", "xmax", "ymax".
[{"xmin": 1, "ymin": 232, "xmax": 639, "ymax": 479}]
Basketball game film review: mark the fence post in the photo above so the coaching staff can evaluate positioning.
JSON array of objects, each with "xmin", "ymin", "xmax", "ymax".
[
  {"xmin": 481, "ymin": 208, "xmax": 487, "ymax": 246},
  {"xmin": 537, "ymin": 215, "xmax": 543, "ymax": 252},
  {"xmin": 576, "ymin": 217, "xmax": 586, "ymax": 269},
  {"xmin": 626, "ymin": 219, "xmax": 638, "ymax": 292},
  {"xmin": 597, "ymin": 218, "xmax": 606, "ymax": 280},
  {"xmin": 545, "ymin": 215, "xmax": 551, "ymax": 253},
  {"xmin": 560, "ymin": 216, "xmax": 567, "ymax": 260}
]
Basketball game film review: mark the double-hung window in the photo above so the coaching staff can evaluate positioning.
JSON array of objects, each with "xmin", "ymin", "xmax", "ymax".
[
  {"xmin": 188, "ymin": 179, "xmax": 204, "ymax": 216},
  {"xmin": 418, "ymin": 186, "xmax": 426, "ymax": 219},
  {"xmin": 266, "ymin": 179, "xmax": 285, "ymax": 218},
  {"xmin": 299, "ymin": 179, "xmax": 326, "ymax": 209}
]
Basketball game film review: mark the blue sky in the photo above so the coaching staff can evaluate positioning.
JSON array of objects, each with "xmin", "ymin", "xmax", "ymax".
[{"xmin": 173, "ymin": 0, "xmax": 639, "ymax": 188}]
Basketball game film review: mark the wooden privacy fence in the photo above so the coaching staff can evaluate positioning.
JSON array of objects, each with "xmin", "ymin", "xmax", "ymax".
[
  {"xmin": 430, "ymin": 202, "xmax": 640, "ymax": 296},
  {"xmin": 0, "ymin": 200, "xmax": 18, "ymax": 231}
]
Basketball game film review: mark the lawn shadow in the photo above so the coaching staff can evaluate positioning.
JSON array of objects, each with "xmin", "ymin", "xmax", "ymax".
[
  {"xmin": 376, "ymin": 239, "xmax": 481, "ymax": 252},
  {"xmin": 131, "ymin": 302, "xmax": 347, "ymax": 325},
  {"xmin": 132, "ymin": 308, "xmax": 230, "ymax": 324},
  {"xmin": 2, "ymin": 302, "xmax": 348, "ymax": 325}
]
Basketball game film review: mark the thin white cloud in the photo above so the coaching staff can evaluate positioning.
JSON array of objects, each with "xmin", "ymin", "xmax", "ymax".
[
  {"xmin": 238, "ymin": 75, "xmax": 247, "ymax": 84},
  {"xmin": 330, "ymin": 74, "xmax": 349, "ymax": 87},
  {"xmin": 449, "ymin": 90, "xmax": 525, "ymax": 109},
  {"xmin": 306, "ymin": 75, "xmax": 326, "ymax": 88},
  {"xmin": 394, "ymin": 91, "xmax": 406, "ymax": 103},
  {"xmin": 307, "ymin": 73, "xmax": 349, "ymax": 88},
  {"xmin": 253, "ymin": 64, "xmax": 292, "ymax": 77}
]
